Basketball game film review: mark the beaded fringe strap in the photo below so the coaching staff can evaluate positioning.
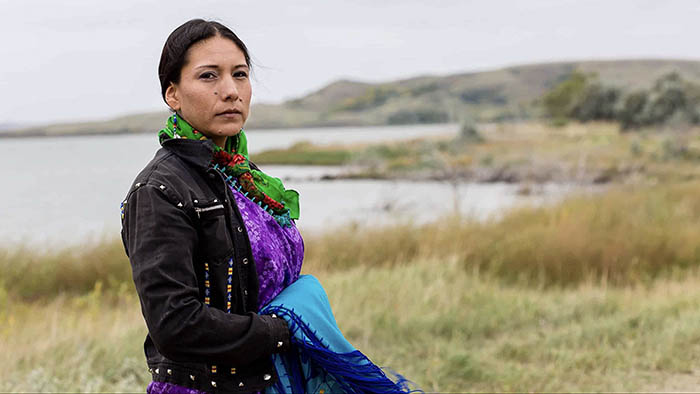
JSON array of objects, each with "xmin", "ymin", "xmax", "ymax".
[{"xmin": 204, "ymin": 257, "xmax": 235, "ymax": 375}]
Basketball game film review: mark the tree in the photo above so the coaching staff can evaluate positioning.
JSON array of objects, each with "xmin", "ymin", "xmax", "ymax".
[
  {"xmin": 618, "ymin": 91, "xmax": 649, "ymax": 130},
  {"xmin": 572, "ymin": 83, "xmax": 621, "ymax": 122},
  {"xmin": 646, "ymin": 72, "xmax": 687, "ymax": 124},
  {"xmin": 542, "ymin": 71, "xmax": 590, "ymax": 123}
]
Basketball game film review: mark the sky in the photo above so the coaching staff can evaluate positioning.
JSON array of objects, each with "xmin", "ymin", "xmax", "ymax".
[{"xmin": 2, "ymin": 0, "xmax": 700, "ymax": 125}]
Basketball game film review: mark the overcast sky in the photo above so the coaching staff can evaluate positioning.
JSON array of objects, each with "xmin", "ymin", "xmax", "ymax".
[{"xmin": 2, "ymin": 0, "xmax": 700, "ymax": 125}]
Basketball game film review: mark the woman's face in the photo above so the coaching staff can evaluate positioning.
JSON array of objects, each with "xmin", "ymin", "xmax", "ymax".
[{"xmin": 165, "ymin": 35, "xmax": 251, "ymax": 147}]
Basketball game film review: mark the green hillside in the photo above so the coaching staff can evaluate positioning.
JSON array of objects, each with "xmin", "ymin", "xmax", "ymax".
[{"xmin": 7, "ymin": 59, "xmax": 700, "ymax": 137}]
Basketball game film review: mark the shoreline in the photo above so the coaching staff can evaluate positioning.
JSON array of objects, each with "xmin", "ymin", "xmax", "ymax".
[
  {"xmin": 0, "ymin": 121, "xmax": 460, "ymax": 140},
  {"xmin": 0, "ymin": 128, "xmax": 150, "ymax": 139},
  {"xmin": 315, "ymin": 166, "xmax": 625, "ymax": 184}
]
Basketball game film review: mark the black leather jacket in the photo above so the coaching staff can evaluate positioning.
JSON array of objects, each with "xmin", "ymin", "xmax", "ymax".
[{"xmin": 120, "ymin": 137, "xmax": 291, "ymax": 393}]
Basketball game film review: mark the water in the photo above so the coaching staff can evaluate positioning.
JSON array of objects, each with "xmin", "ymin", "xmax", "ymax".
[
  {"xmin": 244, "ymin": 123, "xmax": 461, "ymax": 152},
  {"xmin": 0, "ymin": 123, "xmax": 581, "ymax": 247}
]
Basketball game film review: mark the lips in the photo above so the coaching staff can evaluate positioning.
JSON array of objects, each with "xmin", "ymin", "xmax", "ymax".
[{"xmin": 216, "ymin": 109, "xmax": 242, "ymax": 116}]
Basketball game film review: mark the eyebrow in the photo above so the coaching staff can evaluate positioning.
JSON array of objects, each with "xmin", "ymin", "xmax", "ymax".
[{"xmin": 194, "ymin": 64, "xmax": 249, "ymax": 70}]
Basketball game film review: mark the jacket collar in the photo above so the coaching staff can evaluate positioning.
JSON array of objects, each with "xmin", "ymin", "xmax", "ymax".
[{"xmin": 161, "ymin": 137, "xmax": 216, "ymax": 169}]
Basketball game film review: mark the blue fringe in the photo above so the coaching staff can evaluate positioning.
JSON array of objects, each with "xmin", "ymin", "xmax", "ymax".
[{"xmin": 262, "ymin": 304, "xmax": 422, "ymax": 394}]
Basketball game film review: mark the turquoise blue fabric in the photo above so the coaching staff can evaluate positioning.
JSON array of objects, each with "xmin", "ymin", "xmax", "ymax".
[{"xmin": 260, "ymin": 275, "xmax": 420, "ymax": 394}]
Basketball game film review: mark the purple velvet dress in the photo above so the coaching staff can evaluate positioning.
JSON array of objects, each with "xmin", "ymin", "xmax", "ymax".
[{"xmin": 147, "ymin": 183, "xmax": 304, "ymax": 394}]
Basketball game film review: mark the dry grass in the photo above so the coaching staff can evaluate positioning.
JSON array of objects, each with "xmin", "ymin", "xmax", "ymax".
[
  {"xmin": 2, "ymin": 177, "xmax": 699, "ymax": 390},
  {"xmin": 324, "ymin": 259, "xmax": 700, "ymax": 392},
  {"xmin": 4, "ymin": 259, "xmax": 700, "ymax": 391},
  {"xmin": 303, "ymin": 181, "xmax": 700, "ymax": 287},
  {"xmin": 2, "ymin": 181, "xmax": 700, "ymax": 301},
  {"xmin": 0, "ymin": 287, "xmax": 146, "ymax": 391},
  {"xmin": 0, "ymin": 238, "xmax": 131, "ymax": 300}
]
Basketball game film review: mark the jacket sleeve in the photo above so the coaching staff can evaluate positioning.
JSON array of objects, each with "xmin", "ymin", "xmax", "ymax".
[{"xmin": 121, "ymin": 183, "xmax": 290, "ymax": 365}]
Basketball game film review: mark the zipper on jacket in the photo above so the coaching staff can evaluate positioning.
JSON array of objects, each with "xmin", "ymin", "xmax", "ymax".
[{"xmin": 194, "ymin": 204, "xmax": 224, "ymax": 219}]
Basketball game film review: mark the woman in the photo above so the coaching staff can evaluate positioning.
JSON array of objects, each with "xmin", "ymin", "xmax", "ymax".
[{"xmin": 121, "ymin": 19, "xmax": 415, "ymax": 394}]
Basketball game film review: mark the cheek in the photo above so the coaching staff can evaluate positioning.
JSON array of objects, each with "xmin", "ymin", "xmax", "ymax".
[
  {"xmin": 182, "ymin": 87, "xmax": 211, "ymax": 113},
  {"xmin": 188, "ymin": 86, "xmax": 209, "ymax": 104},
  {"xmin": 241, "ymin": 85, "xmax": 253, "ymax": 107}
]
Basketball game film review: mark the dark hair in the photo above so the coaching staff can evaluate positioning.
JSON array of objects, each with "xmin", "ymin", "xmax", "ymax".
[{"xmin": 158, "ymin": 19, "xmax": 251, "ymax": 103}]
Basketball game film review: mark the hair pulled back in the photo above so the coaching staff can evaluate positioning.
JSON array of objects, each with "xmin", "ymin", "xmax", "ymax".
[{"xmin": 158, "ymin": 19, "xmax": 251, "ymax": 103}]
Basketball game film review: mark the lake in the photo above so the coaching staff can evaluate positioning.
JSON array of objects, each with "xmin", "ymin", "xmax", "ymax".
[{"xmin": 0, "ymin": 123, "xmax": 583, "ymax": 248}]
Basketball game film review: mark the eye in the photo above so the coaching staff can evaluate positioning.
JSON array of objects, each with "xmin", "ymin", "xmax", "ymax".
[
  {"xmin": 234, "ymin": 71, "xmax": 248, "ymax": 79},
  {"xmin": 199, "ymin": 72, "xmax": 217, "ymax": 80}
]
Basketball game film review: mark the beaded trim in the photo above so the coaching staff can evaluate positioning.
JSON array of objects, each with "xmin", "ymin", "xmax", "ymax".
[
  {"xmin": 203, "ymin": 258, "xmax": 233, "ymax": 311},
  {"xmin": 204, "ymin": 263, "xmax": 210, "ymax": 305},
  {"xmin": 172, "ymin": 113, "xmax": 206, "ymax": 141},
  {"xmin": 227, "ymin": 259, "xmax": 233, "ymax": 313},
  {"xmin": 204, "ymin": 257, "xmax": 234, "ymax": 374}
]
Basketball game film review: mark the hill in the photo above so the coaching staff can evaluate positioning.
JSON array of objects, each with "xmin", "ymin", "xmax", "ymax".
[{"xmin": 6, "ymin": 59, "xmax": 700, "ymax": 137}]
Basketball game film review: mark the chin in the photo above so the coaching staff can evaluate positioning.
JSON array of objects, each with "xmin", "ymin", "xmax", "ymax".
[{"xmin": 212, "ymin": 126, "xmax": 243, "ymax": 136}]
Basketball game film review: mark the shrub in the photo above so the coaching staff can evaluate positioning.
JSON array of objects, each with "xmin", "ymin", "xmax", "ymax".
[
  {"xmin": 619, "ymin": 91, "xmax": 650, "ymax": 130},
  {"xmin": 458, "ymin": 120, "xmax": 483, "ymax": 142},
  {"xmin": 459, "ymin": 87, "xmax": 507, "ymax": 105},
  {"xmin": 572, "ymin": 84, "xmax": 621, "ymax": 122},
  {"xmin": 336, "ymin": 86, "xmax": 400, "ymax": 112},
  {"xmin": 541, "ymin": 71, "xmax": 590, "ymax": 123},
  {"xmin": 387, "ymin": 109, "xmax": 449, "ymax": 124}
]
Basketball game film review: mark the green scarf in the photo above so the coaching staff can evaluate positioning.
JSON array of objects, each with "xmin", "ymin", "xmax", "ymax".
[{"xmin": 158, "ymin": 114, "xmax": 299, "ymax": 225}]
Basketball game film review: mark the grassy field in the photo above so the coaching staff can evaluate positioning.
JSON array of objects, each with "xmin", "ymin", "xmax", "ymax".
[
  {"xmin": 252, "ymin": 122, "xmax": 700, "ymax": 184},
  {"xmin": 4, "ymin": 181, "xmax": 700, "ymax": 301},
  {"xmin": 2, "ymin": 182, "xmax": 700, "ymax": 391},
  {"xmin": 3, "ymin": 259, "xmax": 700, "ymax": 392},
  {"xmin": 303, "ymin": 182, "xmax": 700, "ymax": 287}
]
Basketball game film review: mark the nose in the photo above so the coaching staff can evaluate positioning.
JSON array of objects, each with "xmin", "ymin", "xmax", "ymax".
[{"xmin": 220, "ymin": 75, "xmax": 239, "ymax": 102}]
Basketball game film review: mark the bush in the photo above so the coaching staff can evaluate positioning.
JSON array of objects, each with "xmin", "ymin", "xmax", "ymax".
[
  {"xmin": 387, "ymin": 109, "xmax": 449, "ymax": 124},
  {"xmin": 336, "ymin": 86, "xmax": 400, "ymax": 112},
  {"xmin": 619, "ymin": 91, "xmax": 650, "ymax": 130},
  {"xmin": 459, "ymin": 88, "xmax": 507, "ymax": 105},
  {"xmin": 646, "ymin": 73, "xmax": 688, "ymax": 124},
  {"xmin": 458, "ymin": 120, "xmax": 483, "ymax": 142},
  {"xmin": 542, "ymin": 70, "xmax": 700, "ymax": 130},
  {"xmin": 542, "ymin": 71, "xmax": 590, "ymax": 122},
  {"xmin": 572, "ymin": 84, "xmax": 621, "ymax": 122}
]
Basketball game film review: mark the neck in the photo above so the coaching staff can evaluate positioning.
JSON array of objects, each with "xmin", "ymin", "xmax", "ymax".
[
  {"xmin": 172, "ymin": 112, "xmax": 229, "ymax": 148},
  {"xmin": 211, "ymin": 135, "xmax": 227, "ymax": 148}
]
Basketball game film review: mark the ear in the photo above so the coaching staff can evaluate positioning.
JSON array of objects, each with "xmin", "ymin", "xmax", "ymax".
[{"xmin": 165, "ymin": 83, "xmax": 181, "ymax": 111}]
